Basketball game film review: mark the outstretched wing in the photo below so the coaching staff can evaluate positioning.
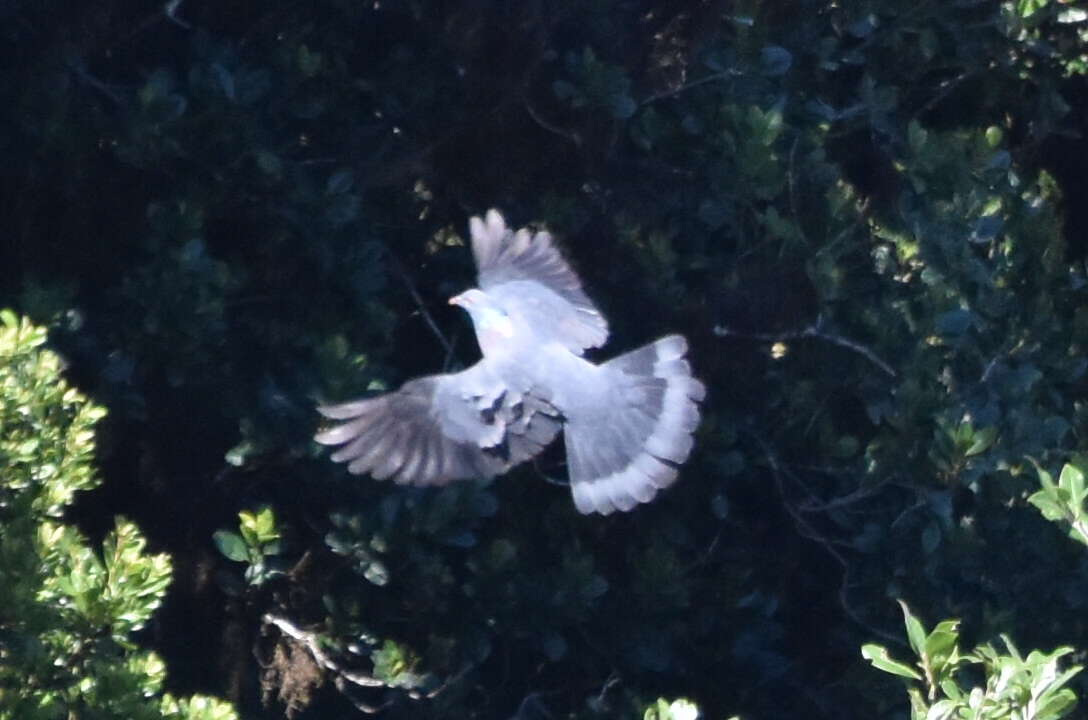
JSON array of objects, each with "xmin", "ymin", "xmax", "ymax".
[
  {"xmin": 470, "ymin": 209, "xmax": 609, "ymax": 353},
  {"xmin": 315, "ymin": 361, "xmax": 562, "ymax": 486}
]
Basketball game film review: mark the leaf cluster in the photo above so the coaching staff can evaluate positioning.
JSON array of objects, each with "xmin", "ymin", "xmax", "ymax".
[
  {"xmin": 864, "ymin": 602, "xmax": 1081, "ymax": 720},
  {"xmin": 0, "ymin": 312, "xmax": 237, "ymax": 719}
]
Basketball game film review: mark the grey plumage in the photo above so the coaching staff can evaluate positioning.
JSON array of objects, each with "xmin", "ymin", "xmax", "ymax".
[{"xmin": 316, "ymin": 210, "xmax": 704, "ymax": 514}]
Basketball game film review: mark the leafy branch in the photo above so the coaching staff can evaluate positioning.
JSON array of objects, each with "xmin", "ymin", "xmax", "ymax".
[
  {"xmin": 1029, "ymin": 459, "xmax": 1088, "ymax": 547},
  {"xmin": 863, "ymin": 601, "xmax": 1081, "ymax": 720}
]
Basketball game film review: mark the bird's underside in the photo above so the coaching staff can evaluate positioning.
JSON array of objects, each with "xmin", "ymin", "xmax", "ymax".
[{"xmin": 316, "ymin": 209, "xmax": 704, "ymax": 515}]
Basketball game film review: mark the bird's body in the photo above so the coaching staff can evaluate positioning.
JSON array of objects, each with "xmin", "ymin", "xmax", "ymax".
[{"xmin": 316, "ymin": 210, "xmax": 704, "ymax": 514}]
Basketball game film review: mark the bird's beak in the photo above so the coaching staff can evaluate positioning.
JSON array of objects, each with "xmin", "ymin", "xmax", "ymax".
[{"xmin": 448, "ymin": 293, "xmax": 466, "ymax": 307}]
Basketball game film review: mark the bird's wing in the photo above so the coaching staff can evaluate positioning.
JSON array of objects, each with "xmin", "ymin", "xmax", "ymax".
[
  {"xmin": 470, "ymin": 209, "xmax": 608, "ymax": 353},
  {"xmin": 315, "ymin": 361, "xmax": 562, "ymax": 486}
]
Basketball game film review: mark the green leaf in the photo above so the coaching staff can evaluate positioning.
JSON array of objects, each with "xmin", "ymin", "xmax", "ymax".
[
  {"xmin": 1028, "ymin": 490, "xmax": 1065, "ymax": 521},
  {"xmin": 254, "ymin": 506, "xmax": 278, "ymax": 541},
  {"xmin": 964, "ymin": 427, "xmax": 997, "ymax": 457},
  {"xmin": 1059, "ymin": 463, "xmax": 1086, "ymax": 504},
  {"xmin": 898, "ymin": 601, "xmax": 928, "ymax": 659},
  {"xmin": 0, "ymin": 308, "xmax": 17, "ymax": 329},
  {"xmin": 213, "ymin": 531, "xmax": 248, "ymax": 562},
  {"xmin": 862, "ymin": 644, "xmax": 922, "ymax": 680},
  {"xmin": 1034, "ymin": 687, "xmax": 1078, "ymax": 719},
  {"xmin": 925, "ymin": 621, "xmax": 959, "ymax": 654}
]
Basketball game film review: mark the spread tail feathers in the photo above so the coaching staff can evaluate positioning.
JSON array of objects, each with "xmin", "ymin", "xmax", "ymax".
[{"xmin": 564, "ymin": 335, "xmax": 705, "ymax": 515}]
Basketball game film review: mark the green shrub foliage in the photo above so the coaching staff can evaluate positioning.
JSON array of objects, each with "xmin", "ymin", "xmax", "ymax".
[
  {"xmin": 0, "ymin": 312, "xmax": 237, "ymax": 719},
  {"xmin": 3, "ymin": 1, "xmax": 1088, "ymax": 718},
  {"xmin": 864, "ymin": 602, "xmax": 1081, "ymax": 720}
]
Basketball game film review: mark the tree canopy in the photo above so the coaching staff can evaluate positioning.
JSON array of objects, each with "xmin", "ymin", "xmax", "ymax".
[{"xmin": 3, "ymin": 1, "xmax": 1088, "ymax": 718}]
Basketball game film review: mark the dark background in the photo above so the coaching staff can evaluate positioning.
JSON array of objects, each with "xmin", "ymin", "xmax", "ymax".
[{"xmin": 4, "ymin": 0, "xmax": 1088, "ymax": 717}]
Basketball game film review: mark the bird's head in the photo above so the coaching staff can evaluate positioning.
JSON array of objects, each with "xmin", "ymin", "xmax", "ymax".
[{"xmin": 449, "ymin": 288, "xmax": 514, "ymax": 344}]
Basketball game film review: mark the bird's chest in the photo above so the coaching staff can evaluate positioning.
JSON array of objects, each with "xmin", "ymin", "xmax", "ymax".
[{"xmin": 474, "ymin": 314, "xmax": 516, "ymax": 355}]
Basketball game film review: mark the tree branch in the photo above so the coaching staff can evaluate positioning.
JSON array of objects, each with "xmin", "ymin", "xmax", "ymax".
[
  {"xmin": 714, "ymin": 317, "xmax": 897, "ymax": 379},
  {"xmin": 522, "ymin": 93, "xmax": 582, "ymax": 147},
  {"xmin": 639, "ymin": 71, "xmax": 738, "ymax": 107},
  {"xmin": 385, "ymin": 253, "xmax": 454, "ymax": 358},
  {"xmin": 262, "ymin": 613, "xmax": 385, "ymax": 688},
  {"xmin": 747, "ymin": 433, "xmax": 901, "ymax": 644}
]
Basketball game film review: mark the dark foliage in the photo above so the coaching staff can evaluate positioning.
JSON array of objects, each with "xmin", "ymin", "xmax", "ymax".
[{"xmin": 3, "ymin": 0, "xmax": 1088, "ymax": 718}]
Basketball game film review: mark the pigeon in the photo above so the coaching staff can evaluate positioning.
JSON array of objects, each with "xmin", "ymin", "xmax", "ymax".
[{"xmin": 315, "ymin": 210, "xmax": 705, "ymax": 514}]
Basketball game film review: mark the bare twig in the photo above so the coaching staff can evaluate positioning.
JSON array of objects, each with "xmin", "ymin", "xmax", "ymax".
[
  {"xmin": 441, "ymin": 330, "xmax": 460, "ymax": 373},
  {"xmin": 890, "ymin": 497, "xmax": 927, "ymax": 529},
  {"xmin": 683, "ymin": 530, "xmax": 722, "ymax": 573},
  {"xmin": 787, "ymin": 135, "xmax": 810, "ymax": 246},
  {"xmin": 262, "ymin": 613, "xmax": 385, "ymax": 688},
  {"xmin": 385, "ymin": 253, "xmax": 454, "ymax": 358},
  {"xmin": 747, "ymin": 433, "xmax": 900, "ymax": 644},
  {"xmin": 914, "ymin": 72, "xmax": 974, "ymax": 119},
  {"xmin": 263, "ymin": 612, "xmax": 469, "ymax": 713},
  {"xmin": 332, "ymin": 678, "xmax": 392, "ymax": 715},
  {"xmin": 164, "ymin": 0, "xmax": 192, "ymax": 29},
  {"xmin": 406, "ymin": 664, "xmax": 472, "ymax": 701},
  {"xmin": 595, "ymin": 673, "xmax": 621, "ymax": 706},
  {"xmin": 639, "ymin": 71, "xmax": 738, "ymax": 107},
  {"xmin": 522, "ymin": 94, "xmax": 582, "ymax": 147},
  {"xmin": 66, "ymin": 61, "xmax": 125, "ymax": 106},
  {"xmin": 714, "ymin": 316, "xmax": 897, "ymax": 379},
  {"xmin": 797, "ymin": 483, "xmax": 884, "ymax": 513},
  {"xmin": 513, "ymin": 692, "xmax": 557, "ymax": 719}
]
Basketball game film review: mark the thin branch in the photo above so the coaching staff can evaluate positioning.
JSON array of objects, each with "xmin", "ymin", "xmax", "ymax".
[
  {"xmin": 797, "ymin": 482, "xmax": 885, "ymax": 513},
  {"xmin": 406, "ymin": 664, "xmax": 472, "ymax": 701},
  {"xmin": 332, "ymin": 678, "xmax": 392, "ymax": 715},
  {"xmin": 815, "ymin": 196, "xmax": 871, "ymax": 259},
  {"xmin": 747, "ymin": 433, "xmax": 900, "ymax": 644},
  {"xmin": 682, "ymin": 530, "xmax": 722, "ymax": 573},
  {"xmin": 639, "ymin": 71, "xmax": 738, "ymax": 107},
  {"xmin": 164, "ymin": 0, "xmax": 192, "ymax": 29},
  {"xmin": 787, "ymin": 135, "xmax": 810, "ymax": 246},
  {"xmin": 714, "ymin": 317, "xmax": 897, "ymax": 379},
  {"xmin": 594, "ymin": 673, "xmax": 621, "ymax": 707},
  {"xmin": 514, "ymin": 692, "xmax": 556, "ymax": 719},
  {"xmin": 66, "ymin": 61, "xmax": 125, "ymax": 106},
  {"xmin": 441, "ymin": 330, "xmax": 460, "ymax": 373},
  {"xmin": 806, "ymin": 326, "xmax": 896, "ymax": 377},
  {"xmin": 262, "ymin": 613, "xmax": 385, "ymax": 688},
  {"xmin": 385, "ymin": 253, "xmax": 454, "ymax": 358},
  {"xmin": 263, "ymin": 613, "xmax": 469, "ymax": 712},
  {"xmin": 914, "ymin": 71, "xmax": 974, "ymax": 119},
  {"xmin": 890, "ymin": 497, "xmax": 927, "ymax": 529},
  {"xmin": 522, "ymin": 94, "xmax": 582, "ymax": 147}
]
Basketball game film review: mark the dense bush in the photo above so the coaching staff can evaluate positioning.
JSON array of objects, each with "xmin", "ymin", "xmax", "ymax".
[
  {"xmin": 3, "ymin": 1, "xmax": 1088, "ymax": 718},
  {"xmin": 0, "ymin": 311, "xmax": 237, "ymax": 719}
]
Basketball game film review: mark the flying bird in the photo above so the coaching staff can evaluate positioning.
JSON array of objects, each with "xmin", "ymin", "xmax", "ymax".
[{"xmin": 315, "ymin": 210, "xmax": 704, "ymax": 514}]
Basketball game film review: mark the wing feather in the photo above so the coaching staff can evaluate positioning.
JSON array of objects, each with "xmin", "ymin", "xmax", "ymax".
[
  {"xmin": 316, "ymin": 362, "xmax": 563, "ymax": 486},
  {"xmin": 469, "ymin": 209, "xmax": 608, "ymax": 352}
]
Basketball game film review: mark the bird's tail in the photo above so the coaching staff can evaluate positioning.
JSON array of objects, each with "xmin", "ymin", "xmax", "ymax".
[{"xmin": 563, "ymin": 335, "xmax": 705, "ymax": 514}]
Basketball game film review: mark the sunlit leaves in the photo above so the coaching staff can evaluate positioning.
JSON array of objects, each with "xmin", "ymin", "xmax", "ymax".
[
  {"xmin": 644, "ymin": 697, "xmax": 702, "ymax": 720},
  {"xmin": 1029, "ymin": 459, "xmax": 1088, "ymax": 546},
  {"xmin": 214, "ymin": 506, "xmax": 285, "ymax": 586},
  {"xmin": 865, "ymin": 602, "xmax": 1081, "ymax": 719},
  {"xmin": 0, "ymin": 312, "xmax": 238, "ymax": 719}
]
